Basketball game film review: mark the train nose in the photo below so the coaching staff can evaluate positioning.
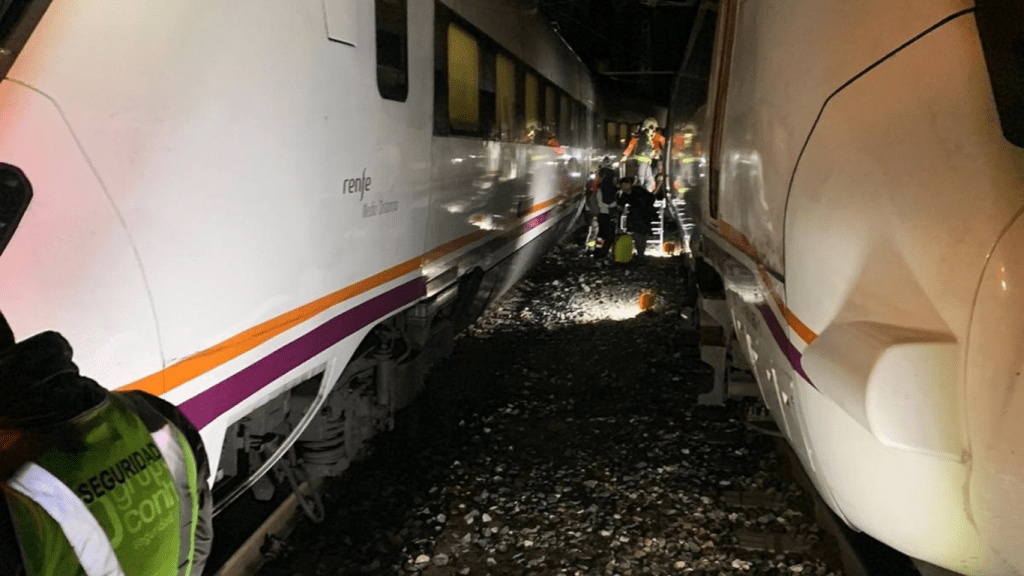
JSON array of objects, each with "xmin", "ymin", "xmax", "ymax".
[{"xmin": 966, "ymin": 210, "xmax": 1024, "ymax": 573}]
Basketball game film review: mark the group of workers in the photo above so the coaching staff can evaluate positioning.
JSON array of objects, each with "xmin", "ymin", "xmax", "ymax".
[
  {"xmin": 584, "ymin": 117, "xmax": 667, "ymax": 261},
  {"xmin": 0, "ymin": 309, "xmax": 213, "ymax": 576}
]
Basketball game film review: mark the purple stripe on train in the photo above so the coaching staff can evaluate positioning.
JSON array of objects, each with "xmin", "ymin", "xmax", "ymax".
[
  {"xmin": 180, "ymin": 205, "xmax": 566, "ymax": 429},
  {"xmin": 180, "ymin": 278, "xmax": 426, "ymax": 429},
  {"xmin": 525, "ymin": 209, "xmax": 552, "ymax": 231},
  {"xmin": 755, "ymin": 303, "xmax": 813, "ymax": 385}
]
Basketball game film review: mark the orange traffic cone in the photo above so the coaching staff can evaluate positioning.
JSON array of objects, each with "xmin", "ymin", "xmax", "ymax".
[{"xmin": 639, "ymin": 290, "xmax": 655, "ymax": 311}]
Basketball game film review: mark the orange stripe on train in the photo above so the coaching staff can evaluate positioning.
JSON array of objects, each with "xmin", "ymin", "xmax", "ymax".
[
  {"xmin": 119, "ymin": 199, "xmax": 566, "ymax": 396},
  {"xmin": 717, "ymin": 221, "xmax": 817, "ymax": 345}
]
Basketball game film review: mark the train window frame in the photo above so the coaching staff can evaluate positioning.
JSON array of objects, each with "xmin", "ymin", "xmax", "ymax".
[
  {"xmin": 524, "ymin": 71, "xmax": 539, "ymax": 135},
  {"xmin": 479, "ymin": 46, "xmax": 497, "ymax": 139},
  {"xmin": 433, "ymin": 5, "xmax": 447, "ymax": 135},
  {"xmin": 560, "ymin": 94, "xmax": 571, "ymax": 145},
  {"xmin": 573, "ymin": 103, "xmax": 584, "ymax": 148},
  {"xmin": 544, "ymin": 84, "xmax": 558, "ymax": 138},
  {"xmin": 447, "ymin": 23, "xmax": 480, "ymax": 134},
  {"xmin": 375, "ymin": 0, "xmax": 408, "ymax": 102},
  {"xmin": 495, "ymin": 52, "xmax": 518, "ymax": 141},
  {"xmin": 974, "ymin": 0, "xmax": 1024, "ymax": 148},
  {"xmin": 707, "ymin": 0, "xmax": 738, "ymax": 220}
]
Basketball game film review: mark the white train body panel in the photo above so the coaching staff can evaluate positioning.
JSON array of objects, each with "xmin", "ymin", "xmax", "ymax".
[
  {"xmin": 710, "ymin": 0, "xmax": 975, "ymax": 275},
  {"xmin": 0, "ymin": 0, "xmax": 593, "ymax": 500},
  {"xmin": 682, "ymin": 1, "xmax": 1024, "ymax": 573}
]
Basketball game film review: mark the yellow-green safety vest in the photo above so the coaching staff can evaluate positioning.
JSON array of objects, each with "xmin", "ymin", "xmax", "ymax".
[{"xmin": 4, "ymin": 394, "xmax": 201, "ymax": 576}]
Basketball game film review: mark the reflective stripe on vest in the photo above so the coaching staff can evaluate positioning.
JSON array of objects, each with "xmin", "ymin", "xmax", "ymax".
[
  {"xmin": 150, "ymin": 424, "xmax": 199, "ymax": 576},
  {"xmin": 7, "ymin": 463, "xmax": 126, "ymax": 576}
]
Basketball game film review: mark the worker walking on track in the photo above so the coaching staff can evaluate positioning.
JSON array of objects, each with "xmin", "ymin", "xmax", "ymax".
[
  {"xmin": 621, "ymin": 117, "xmax": 666, "ymax": 193},
  {"xmin": 0, "ymin": 311, "xmax": 213, "ymax": 576}
]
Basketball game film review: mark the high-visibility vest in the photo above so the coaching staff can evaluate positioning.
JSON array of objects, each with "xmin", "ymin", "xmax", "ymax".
[
  {"xmin": 4, "ymin": 394, "xmax": 201, "ymax": 576},
  {"xmin": 634, "ymin": 134, "xmax": 656, "ymax": 162},
  {"xmin": 626, "ymin": 133, "xmax": 664, "ymax": 163}
]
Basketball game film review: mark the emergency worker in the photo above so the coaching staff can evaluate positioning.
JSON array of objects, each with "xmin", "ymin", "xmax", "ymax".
[
  {"xmin": 594, "ymin": 159, "xmax": 619, "ymax": 259},
  {"xmin": 671, "ymin": 126, "xmax": 694, "ymax": 161},
  {"xmin": 671, "ymin": 126, "xmax": 700, "ymax": 193},
  {"xmin": 621, "ymin": 117, "xmax": 666, "ymax": 193},
  {"xmin": 0, "ymin": 311, "xmax": 213, "ymax": 576}
]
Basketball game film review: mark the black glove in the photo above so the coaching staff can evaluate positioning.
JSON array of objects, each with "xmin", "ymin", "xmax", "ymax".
[{"xmin": 0, "ymin": 331, "xmax": 105, "ymax": 428}]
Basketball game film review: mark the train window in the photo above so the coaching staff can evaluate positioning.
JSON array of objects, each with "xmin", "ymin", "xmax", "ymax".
[
  {"xmin": 560, "ymin": 94, "xmax": 571, "ymax": 145},
  {"xmin": 525, "ymin": 72, "xmax": 539, "ymax": 134},
  {"xmin": 975, "ymin": 0, "xmax": 1024, "ymax": 148},
  {"xmin": 619, "ymin": 123, "xmax": 629, "ymax": 148},
  {"xmin": 375, "ymin": 0, "xmax": 408, "ymax": 101},
  {"xmin": 448, "ymin": 24, "xmax": 480, "ymax": 133},
  {"xmin": 606, "ymin": 122, "xmax": 617, "ymax": 149},
  {"xmin": 545, "ymin": 85, "xmax": 558, "ymax": 135},
  {"xmin": 495, "ymin": 54, "xmax": 517, "ymax": 141}
]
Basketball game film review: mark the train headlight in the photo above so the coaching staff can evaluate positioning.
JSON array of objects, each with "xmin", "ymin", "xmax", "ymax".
[{"xmin": 0, "ymin": 163, "xmax": 31, "ymax": 258}]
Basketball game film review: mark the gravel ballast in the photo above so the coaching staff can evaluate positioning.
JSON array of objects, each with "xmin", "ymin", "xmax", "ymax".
[{"xmin": 257, "ymin": 232, "xmax": 846, "ymax": 576}]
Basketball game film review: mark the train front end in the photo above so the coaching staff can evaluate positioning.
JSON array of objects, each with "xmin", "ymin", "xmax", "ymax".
[{"xmin": 0, "ymin": 0, "xmax": 166, "ymax": 390}]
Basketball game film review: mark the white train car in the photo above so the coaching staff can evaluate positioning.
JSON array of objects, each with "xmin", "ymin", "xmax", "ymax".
[
  {"xmin": 675, "ymin": 1, "xmax": 1024, "ymax": 574},
  {"xmin": 0, "ymin": 0, "xmax": 595, "ymax": 511}
]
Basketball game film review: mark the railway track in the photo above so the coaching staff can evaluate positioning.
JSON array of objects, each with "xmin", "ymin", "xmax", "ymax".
[
  {"xmin": 211, "ymin": 480, "xmax": 326, "ymax": 576},
  {"xmin": 204, "ymin": 240, "xmax": 932, "ymax": 576},
  {"xmin": 210, "ymin": 436, "xmax": 930, "ymax": 576}
]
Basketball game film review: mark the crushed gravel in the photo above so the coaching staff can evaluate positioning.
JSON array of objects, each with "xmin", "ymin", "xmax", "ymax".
[{"xmin": 257, "ymin": 231, "xmax": 845, "ymax": 576}]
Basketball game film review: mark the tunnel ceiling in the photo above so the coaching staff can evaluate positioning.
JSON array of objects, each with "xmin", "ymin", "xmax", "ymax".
[{"xmin": 535, "ymin": 0, "xmax": 717, "ymax": 108}]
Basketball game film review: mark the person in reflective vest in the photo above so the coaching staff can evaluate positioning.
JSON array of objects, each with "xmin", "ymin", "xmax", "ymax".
[
  {"xmin": 0, "ymin": 312, "xmax": 213, "ymax": 576},
  {"xmin": 621, "ymin": 117, "xmax": 666, "ymax": 193}
]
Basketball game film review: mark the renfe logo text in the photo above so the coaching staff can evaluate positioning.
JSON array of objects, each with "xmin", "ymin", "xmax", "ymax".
[{"xmin": 344, "ymin": 169, "xmax": 372, "ymax": 201}]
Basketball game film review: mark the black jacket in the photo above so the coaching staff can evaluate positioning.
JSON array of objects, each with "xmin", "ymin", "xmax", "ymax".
[
  {"xmin": 597, "ymin": 167, "xmax": 618, "ymax": 206},
  {"xmin": 621, "ymin": 185, "xmax": 657, "ymax": 235}
]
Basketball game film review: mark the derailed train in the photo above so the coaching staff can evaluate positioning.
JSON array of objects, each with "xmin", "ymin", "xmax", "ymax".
[
  {"xmin": 674, "ymin": 1, "xmax": 1024, "ymax": 574},
  {"xmin": 0, "ymin": 0, "xmax": 594, "ymax": 514}
]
